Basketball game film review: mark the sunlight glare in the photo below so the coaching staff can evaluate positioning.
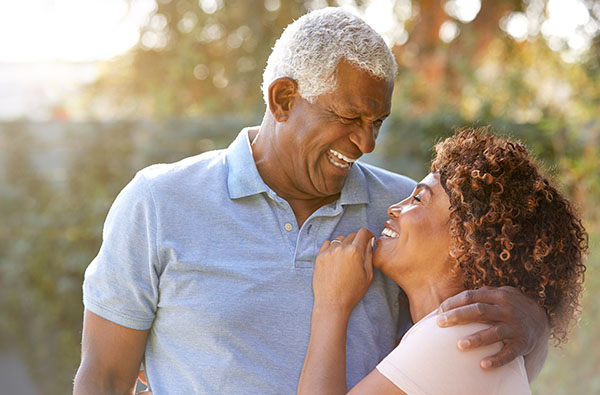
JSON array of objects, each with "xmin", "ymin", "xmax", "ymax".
[
  {"xmin": 0, "ymin": 0, "xmax": 156, "ymax": 62},
  {"xmin": 502, "ymin": 12, "xmax": 529, "ymax": 42},
  {"xmin": 541, "ymin": 0, "xmax": 592, "ymax": 57},
  {"xmin": 358, "ymin": 0, "xmax": 410, "ymax": 47},
  {"xmin": 444, "ymin": 0, "xmax": 481, "ymax": 23},
  {"xmin": 439, "ymin": 21, "xmax": 460, "ymax": 43}
]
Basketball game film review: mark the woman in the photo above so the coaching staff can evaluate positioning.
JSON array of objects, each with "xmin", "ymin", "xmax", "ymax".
[{"xmin": 298, "ymin": 128, "xmax": 587, "ymax": 394}]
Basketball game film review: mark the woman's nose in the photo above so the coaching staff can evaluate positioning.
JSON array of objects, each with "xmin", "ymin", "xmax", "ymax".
[{"xmin": 387, "ymin": 202, "xmax": 402, "ymax": 217}]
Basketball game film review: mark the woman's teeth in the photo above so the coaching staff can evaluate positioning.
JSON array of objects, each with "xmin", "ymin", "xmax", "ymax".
[{"xmin": 381, "ymin": 227, "xmax": 399, "ymax": 238}]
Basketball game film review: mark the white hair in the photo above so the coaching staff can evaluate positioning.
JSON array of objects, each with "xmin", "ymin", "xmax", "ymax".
[{"xmin": 262, "ymin": 7, "xmax": 397, "ymax": 104}]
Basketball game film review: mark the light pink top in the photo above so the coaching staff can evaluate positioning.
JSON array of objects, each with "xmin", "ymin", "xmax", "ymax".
[{"xmin": 377, "ymin": 308, "xmax": 531, "ymax": 395}]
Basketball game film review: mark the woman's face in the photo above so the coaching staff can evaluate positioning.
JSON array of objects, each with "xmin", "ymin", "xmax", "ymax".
[{"xmin": 373, "ymin": 173, "xmax": 452, "ymax": 284}]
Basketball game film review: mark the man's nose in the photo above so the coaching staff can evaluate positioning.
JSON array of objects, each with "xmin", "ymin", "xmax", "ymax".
[{"xmin": 349, "ymin": 124, "xmax": 377, "ymax": 154}]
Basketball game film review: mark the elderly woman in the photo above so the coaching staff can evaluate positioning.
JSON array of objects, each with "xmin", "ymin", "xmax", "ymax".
[{"xmin": 298, "ymin": 128, "xmax": 587, "ymax": 394}]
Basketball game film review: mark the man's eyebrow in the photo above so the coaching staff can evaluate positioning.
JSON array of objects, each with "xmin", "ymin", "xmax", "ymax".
[
  {"xmin": 339, "ymin": 108, "xmax": 391, "ymax": 121},
  {"xmin": 415, "ymin": 183, "xmax": 434, "ymax": 195},
  {"xmin": 334, "ymin": 105, "xmax": 361, "ymax": 115},
  {"xmin": 334, "ymin": 102, "xmax": 389, "ymax": 118}
]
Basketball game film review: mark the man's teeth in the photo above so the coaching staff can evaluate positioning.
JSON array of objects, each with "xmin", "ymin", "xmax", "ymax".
[
  {"xmin": 327, "ymin": 155, "xmax": 350, "ymax": 169},
  {"xmin": 329, "ymin": 149, "xmax": 356, "ymax": 164},
  {"xmin": 381, "ymin": 228, "xmax": 399, "ymax": 238}
]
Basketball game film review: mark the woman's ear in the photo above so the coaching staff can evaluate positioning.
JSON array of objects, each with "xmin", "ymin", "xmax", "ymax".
[{"xmin": 267, "ymin": 77, "xmax": 298, "ymax": 122}]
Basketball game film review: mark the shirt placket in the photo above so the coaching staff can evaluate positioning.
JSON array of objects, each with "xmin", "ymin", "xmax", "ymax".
[
  {"xmin": 294, "ymin": 202, "xmax": 345, "ymax": 269},
  {"xmin": 264, "ymin": 191, "xmax": 299, "ymax": 257}
]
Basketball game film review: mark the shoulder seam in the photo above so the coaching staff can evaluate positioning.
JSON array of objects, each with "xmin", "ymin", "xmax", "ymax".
[{"xmin": 137, "ymin": 173, "xmax": 162, "ymax": 272}]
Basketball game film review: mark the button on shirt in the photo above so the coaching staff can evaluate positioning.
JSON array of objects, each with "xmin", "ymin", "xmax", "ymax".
[{"xmin": 83, "ymin": 128, "xmax": 416, "ymax": 394}]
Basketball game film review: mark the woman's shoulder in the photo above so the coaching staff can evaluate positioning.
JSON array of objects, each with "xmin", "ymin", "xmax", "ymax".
[
  {"xmin": 406, "ymin": 309, "xmax": 498, "ymax": 353},
  {"xmin": 377, "ymin": 309, "xmax": 531, "ymax": 395}
]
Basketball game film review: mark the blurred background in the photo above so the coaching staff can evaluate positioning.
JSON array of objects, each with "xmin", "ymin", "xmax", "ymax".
[{"xmin": 0, "ymin": 0, "xmax": 598, "ymax": 393}]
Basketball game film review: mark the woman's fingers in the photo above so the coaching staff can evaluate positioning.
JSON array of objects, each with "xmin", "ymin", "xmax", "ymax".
[
  {"xmin": 363, "ymin": 237, "xmax": 374, "ymax": 280},
  {"xmin": 352, "ymin": 228, "xmax": 374, "ymax": 248},
  {"xmin": 341, "ymin": 233, "xmax": 354, "ymax": 244},
  {"xmin": 318, "ymin": 240, "xmax": 331, "ymax": 253}
]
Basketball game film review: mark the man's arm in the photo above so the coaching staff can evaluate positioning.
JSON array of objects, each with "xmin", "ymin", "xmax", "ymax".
[
  {"xmin": 73, "ymin": 309, "xmax": 149, "ymax": 395},
  {"xmin": 437, "ymin": 286, "xmax": 549, "ymax": 381}
]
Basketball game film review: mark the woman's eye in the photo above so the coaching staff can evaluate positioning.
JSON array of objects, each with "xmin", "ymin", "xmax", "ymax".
[{"xmin": 412, "ymin": 195, "xmax": 421, "ymax": 203}]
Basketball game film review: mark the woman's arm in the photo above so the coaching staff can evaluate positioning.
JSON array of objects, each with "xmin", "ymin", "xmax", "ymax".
[
  {"xmin": 298, "ymin": 307, "xmax": 353, "ymax": 395},
  {"xmin": 297, "ymin": 229, "xmax": 374, "ymax": 395},
  {"xmin": 299, "ymin": 305, "xmax": 408, "ymax": 395}
]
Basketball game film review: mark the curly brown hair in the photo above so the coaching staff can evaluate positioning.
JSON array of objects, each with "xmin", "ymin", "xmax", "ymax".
[{"xmin": 431, "ymin": 127, "xmax": 587, "ymax": 344}]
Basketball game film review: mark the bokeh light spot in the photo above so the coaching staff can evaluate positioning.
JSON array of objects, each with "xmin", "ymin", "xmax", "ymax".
[
  {"xmin": 444, "ymin": 0, "xmax": 481, "ymax": 23},
  {"xmin": 502, "ymin": 12, "xmax": 529, "ymax": 42},
  {"xmin": 264, "ymin": 0, "xmax": 280, "ymax": 12},
  {"xmin": 193, "ymin": 64, "xmax": 209, "ymax": 80},
  {"xmin": 439, "ymin": 20, "xmax": 460, "ymax": 43}
]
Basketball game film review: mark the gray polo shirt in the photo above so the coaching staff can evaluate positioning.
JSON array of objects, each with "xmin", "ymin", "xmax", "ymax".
[{"xmin": 83, "ymin": 128, "xmax": 416, "ymax": 394}]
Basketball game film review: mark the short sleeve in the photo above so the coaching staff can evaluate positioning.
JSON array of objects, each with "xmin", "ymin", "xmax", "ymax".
[
  {"xmin": 83, "ymin": 171, "xmax": 161, "ymax": 330},
  {"xmin": 376, "ymin": 313, "xmax": 531, "ymax": 395}
]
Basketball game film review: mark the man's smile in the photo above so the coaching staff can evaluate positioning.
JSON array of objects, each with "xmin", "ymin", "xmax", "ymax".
[{"xmin": 327, "ymin": 149, "xmax": 357, "ymax": 169}]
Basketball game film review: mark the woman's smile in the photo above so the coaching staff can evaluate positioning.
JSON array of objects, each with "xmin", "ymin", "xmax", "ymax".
[
  {"xmin": 373, "ymin": 173, "xmax": 452, "ymax": 284},
  {"xmin": 381, "ymin": 226, "xmax": 399, "ymax": 239}
]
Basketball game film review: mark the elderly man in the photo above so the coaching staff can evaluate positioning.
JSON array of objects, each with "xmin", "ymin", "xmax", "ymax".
[{"xmin": 74, "ymin": 8, "xmax": 548, "ymax": 394}]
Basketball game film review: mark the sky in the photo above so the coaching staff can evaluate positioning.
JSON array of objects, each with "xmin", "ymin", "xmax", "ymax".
[{"xmin": 0, "ymin": 0, "xmax": 156, "ymax": 62}]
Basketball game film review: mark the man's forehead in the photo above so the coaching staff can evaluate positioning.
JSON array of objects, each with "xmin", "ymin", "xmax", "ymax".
[
  {"xmin": 330, "ymin": 84, "xmax": 393, "ymax": 114},
  {"xmin": 335, "ymin": 94, "xmax": 390, "ymax": 111}
]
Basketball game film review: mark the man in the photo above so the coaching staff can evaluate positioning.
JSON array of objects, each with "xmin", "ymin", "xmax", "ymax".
[{"xmin": 74, "ymin": 8, "xmax": 548, "ymax": 394}]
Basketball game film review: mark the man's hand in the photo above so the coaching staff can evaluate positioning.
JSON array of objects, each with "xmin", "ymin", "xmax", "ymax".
[{"xmin": 437, "ymin": 286, "xmax": 549, "ymax": 376}]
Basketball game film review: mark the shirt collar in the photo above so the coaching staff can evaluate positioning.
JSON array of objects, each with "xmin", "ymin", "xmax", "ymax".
[
  {"xmin": 338, "ymin": 162, "xmax": 369, "ymax": 205},
  {"xmin": 227, "ymin": 128, "xmax": 270, "ymax": 199},
  {"xmin": 226, "ymin": 128, "xmax": 370, "ymax": 205}
]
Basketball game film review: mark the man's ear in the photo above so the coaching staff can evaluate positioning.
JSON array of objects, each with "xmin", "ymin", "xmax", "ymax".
[{"xmin": 268, "ymin": 77, "xmax": 298, "ymax": 122}]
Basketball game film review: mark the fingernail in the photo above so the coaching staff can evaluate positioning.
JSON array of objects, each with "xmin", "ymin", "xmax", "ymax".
[
  {"xmin": 481, "ymin": 360, "xmax": 492, "ymax": 369},
  {"xmin": 437, "ymin": 314, "xmax": 448, "ymax": 326},
  {"xmin": 370, "ymin": 237, "xmax": 375, "ymax": 248},
  {"xmin": 457, "ymin": 339, "xmax": 470, "ymax": 349}
]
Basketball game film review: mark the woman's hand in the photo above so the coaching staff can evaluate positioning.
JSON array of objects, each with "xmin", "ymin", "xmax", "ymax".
[
  {"xmin": 298, "ymin": 228, "xmax": 376, "ymax": 395},
  {"xmin": 313, "ymin": 228, "xmax": 375, "ymax": 314}
]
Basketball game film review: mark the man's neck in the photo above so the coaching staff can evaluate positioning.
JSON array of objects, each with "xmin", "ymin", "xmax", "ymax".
[
  {"xmin": 249, "ymin": 122, "xmax": 340, "ymax": 228},
  {"xmin": 283, "ymin": 194, "xmax": 340, "ymax": 228}
]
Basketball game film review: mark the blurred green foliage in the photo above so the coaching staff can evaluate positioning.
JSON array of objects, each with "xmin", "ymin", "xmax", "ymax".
[
  {"xmin": 1, "ymin": 0, "xmax": 599, "ymax": 394},
  {"xmin": 0, "ymin": 118, "xmax": 255, "ymax": 394}
]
